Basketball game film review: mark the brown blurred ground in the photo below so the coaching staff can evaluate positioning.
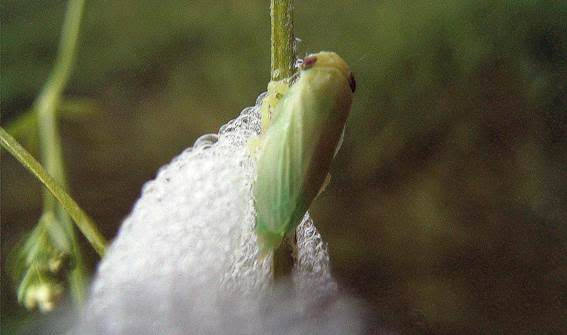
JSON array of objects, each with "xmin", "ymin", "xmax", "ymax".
[{"xmin": 2, "ymin": 1, "xmax": 567, "ymax": 334}]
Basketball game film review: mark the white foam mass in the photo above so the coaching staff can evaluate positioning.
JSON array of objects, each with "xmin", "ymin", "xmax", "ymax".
[{"xmin": 78, "ymin": 93, "xmax": 365, "ymax": 334}]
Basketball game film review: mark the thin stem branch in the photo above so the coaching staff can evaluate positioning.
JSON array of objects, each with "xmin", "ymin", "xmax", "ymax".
[
  {"xmin": 1, "ymin": 127, "xmax": 107, "ymax": 257},
  {"xmin": 36, "ymin": 0, "xmax": 84, "ymax": 204},
  {"xmin": 34, "ymin": 0, "xmax": 88, "ymax": 304}
]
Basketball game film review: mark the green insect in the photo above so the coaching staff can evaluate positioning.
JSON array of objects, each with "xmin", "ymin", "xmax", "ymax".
[{"xmin": 253, "ymin": 51, "xmax": 356, "ymax": 252}]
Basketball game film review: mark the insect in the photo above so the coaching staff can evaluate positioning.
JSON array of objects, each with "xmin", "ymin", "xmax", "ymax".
[{"xmin": 253, "ymin": 51, "xmax": 356, "ymax": 252}]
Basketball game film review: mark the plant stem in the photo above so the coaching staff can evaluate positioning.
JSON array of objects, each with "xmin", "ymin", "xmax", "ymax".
[
  {"xmin": 30, "ymin": 0, "xmax": 89, "ymax": 305},
  {"xmin": 36, "ymin": 0, "xmax": 84, "ymax": 199},
  {"xmin": 0, "ymin": 127, "xmax": 107, "ymax": 257},
  {"xmin": 272, "ymin": 235, "xmax": 295, "ymax": 280},
  {"xmin": 270, "ymin": 0, "xmax": 296, "ymax": 81},
  {"xmin": 270, "ymin": 0, "xmax": 296, "ymax": 280}
]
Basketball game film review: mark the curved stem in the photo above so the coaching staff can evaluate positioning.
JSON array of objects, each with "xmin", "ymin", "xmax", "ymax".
[
  {"xmin": 34, "ymin": 0, "xmax": 88, "ymax": 304},
  {"xmin": 36, "ymin": 0, "xmax": 84, "ymax": 202},
  {"xmin": 1, "ymin": 127, "xmax": 107, "ymax": 257}
]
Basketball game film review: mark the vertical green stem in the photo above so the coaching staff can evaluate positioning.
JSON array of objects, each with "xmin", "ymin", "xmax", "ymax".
[
  {"xmin": 270, "ymin": 0, "xmax": 296, "ymax": 280},
  {"xmin": 270, "ymin": 0, "xmax": 296, "ymax": 81},
  {"xmin": 34, "ymin": 0, "xmax": 88, "ymax": 305}
]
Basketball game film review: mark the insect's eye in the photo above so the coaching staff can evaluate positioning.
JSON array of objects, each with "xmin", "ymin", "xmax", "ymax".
[
  {"xmin": 301, "ymin": 55, "xmax": 318, "ymax": 69},
  {"xmin": 348, "ymin": 72, "xmax": 356, "ymax": 93}
]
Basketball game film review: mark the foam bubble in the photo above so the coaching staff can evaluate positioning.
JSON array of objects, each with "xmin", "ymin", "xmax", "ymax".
[{"xmin": 78, "ymin": 93, "xmax": 364, "ymax": 334}]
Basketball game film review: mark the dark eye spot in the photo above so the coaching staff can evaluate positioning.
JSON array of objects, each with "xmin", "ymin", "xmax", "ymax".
[
  {"xmin": 302, "ymin": 55, "xmax": 318, "ymax": 69},
  {"xmin": 348, "ymin": 72, "xmax": 356, "ymax": 93}
]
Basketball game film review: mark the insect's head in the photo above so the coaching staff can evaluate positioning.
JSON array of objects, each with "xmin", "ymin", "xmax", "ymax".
[{"xmin": 300, "ymin": 51, "xmax": 356, "ymax": 93}]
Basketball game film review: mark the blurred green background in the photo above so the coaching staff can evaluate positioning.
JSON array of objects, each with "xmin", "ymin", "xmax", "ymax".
[{"xmin": 2, "ymin": 0, "xmax": 566, "ymax": 333}]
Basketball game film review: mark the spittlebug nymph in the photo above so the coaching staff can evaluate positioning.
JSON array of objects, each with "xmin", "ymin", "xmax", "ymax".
[{"xmin": 253, "ymin": 51, "xmax": 355, "ymax": 252}]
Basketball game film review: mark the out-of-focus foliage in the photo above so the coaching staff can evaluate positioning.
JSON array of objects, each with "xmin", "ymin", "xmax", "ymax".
[{"xmin": 2, "ymin": 0, "xmax": 566, "ymax": 334}]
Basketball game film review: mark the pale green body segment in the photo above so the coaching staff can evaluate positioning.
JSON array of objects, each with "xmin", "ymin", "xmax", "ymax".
[{"xmin": 254, "ymin": 52, "xmax": 354, "ymax": 251}]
